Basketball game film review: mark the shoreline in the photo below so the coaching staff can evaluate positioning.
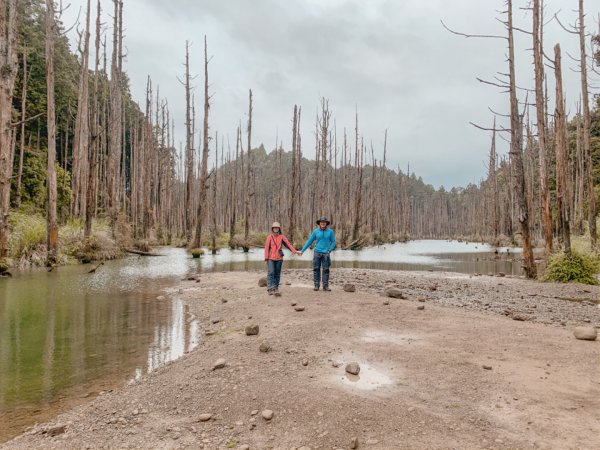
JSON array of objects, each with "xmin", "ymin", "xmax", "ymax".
[{"xmin": 2, "ymin": 268, "xmax": 599, "ymax": 449}]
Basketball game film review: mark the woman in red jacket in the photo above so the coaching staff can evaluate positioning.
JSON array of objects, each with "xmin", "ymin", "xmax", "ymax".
[{"xmin": 264, "ymin": 222, "xmax": 299, "ymax": 295}]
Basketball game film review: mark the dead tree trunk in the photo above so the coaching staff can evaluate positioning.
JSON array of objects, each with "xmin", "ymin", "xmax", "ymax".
[
  {"xmin": 242, "ymin": 89, "xmax": 253, "ymax": 252},
  {"xmin": 45, "ymin": 0, "xmax": 58, "ymax": 266},
  {"xmin": 15, "ymin": 49, "xmax": 28, "ymax": 208},
  {"xmin": 578, "ymin": 0, "xmax": 596, "ymax": 247},
  {"xmin": 288, "ymin": 105, "xmax": 299, "ymax": 244},
  {"xmin": 210, "ymin": 133, "xmax": 218, "ymax": 254},
  {"xmin": 193, "ymin": 36, "xmax": 210, "ymax": 249},
  {"xmin": 107, "ymin": 0, "xmax": 122, "ymax": 235},
  {"xmin": 489, "ymin": 122, "xmax": 499, "ymax": 239},
  {"xmin": 228, "ymin": 127, "xmax": 240, "ymax": 247},
  {"xmin": 182, "ymin": 40, "xmax": 194, "ymax": 245},
  {"xmin": 72, "ymin": 0, "xmax": 91, "ymax": 218},
  {"xmin": 533, "ymin": 0, "xmax": 553, "ymax": 253},
  {"xmin": 508, "ymin": 0, "xmax": 536, "ymax": 278},
  {"xmin": 554, "ymin": 44, "xmax": 571, "ymax": 254},
  {"xmin": 318, "ymin": 98, "xmax": 330, "ymax": 216},
  {"xmin": 0, "ymin": 0, "xmax": 18, "ymax": 261},
  {"xmin": 85, "ymin": 0, "xmax": 101, "ymax": 238},
  {"xmin": 352, "ymin": 111, "xmax": 363, "ymax": 242}
]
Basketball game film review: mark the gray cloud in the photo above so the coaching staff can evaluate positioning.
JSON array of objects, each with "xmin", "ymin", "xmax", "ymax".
[{"xmin": 62, "ymin": 0, "xmax": 598, "ymax": 188}]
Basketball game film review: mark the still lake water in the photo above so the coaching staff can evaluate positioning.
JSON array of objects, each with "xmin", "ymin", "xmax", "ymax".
[{"xmin": 0, "ymin": 240, "xmax": 521, "ymax": 441}]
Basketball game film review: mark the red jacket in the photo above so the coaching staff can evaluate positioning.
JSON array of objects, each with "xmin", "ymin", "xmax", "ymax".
[{"xmin": 264, "ymin": 233, "xmax": 298, "ymax": 261}]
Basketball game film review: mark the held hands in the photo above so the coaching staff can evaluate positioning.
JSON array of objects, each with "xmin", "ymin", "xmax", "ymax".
[{"xmin": 297, "ymin": 251, "xmax": 303, "ymax": 257}]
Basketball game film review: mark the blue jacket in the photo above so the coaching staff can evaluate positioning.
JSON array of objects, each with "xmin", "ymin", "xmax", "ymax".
[{"xmin": 301, "ymin": 227, "xmax": 336, "ymax": 254}]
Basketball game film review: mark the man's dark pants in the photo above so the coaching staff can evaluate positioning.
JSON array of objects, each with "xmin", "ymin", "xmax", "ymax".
[{"xmin": 312, "ymin": 252, "xmax": 330, "ymax": 288}]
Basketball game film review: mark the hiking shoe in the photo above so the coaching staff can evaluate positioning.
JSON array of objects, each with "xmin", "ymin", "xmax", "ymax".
[
  {"xmin": 323, "ymin": 287, "xmax": 331, "ymax": 292},
  {"xmin": 313, "ymin": 287, "xmax": 319, "ymax": 291},
  {"xmin": 267, "ymin": 290, "xmax": 273, "ymax": 295},
  {"xmin": 274, "ymin": 291, "xmax": 282, "ymax": 297}
]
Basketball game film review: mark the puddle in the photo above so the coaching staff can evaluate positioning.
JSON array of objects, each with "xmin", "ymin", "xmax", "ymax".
[
  {"xmin": 333, "ymin": 362, "xmax": 394, "ymax": 391},
  {"xmin": 362, "ymin": 330, "xmax": 422, "ymax": 345}
]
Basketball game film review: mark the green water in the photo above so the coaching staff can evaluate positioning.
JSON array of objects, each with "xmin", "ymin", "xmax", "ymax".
[{"xmin": 0, "ymin": 249, "xmax": 199, "ymax": 442}]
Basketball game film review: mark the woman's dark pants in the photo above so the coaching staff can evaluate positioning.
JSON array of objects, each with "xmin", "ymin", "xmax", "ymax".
[{"xmin": 267, "ymin": 259, "xmax": 283, "ymax": 291}]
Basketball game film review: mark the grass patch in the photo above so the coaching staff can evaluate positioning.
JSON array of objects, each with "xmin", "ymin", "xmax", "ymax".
[
  {"xmin": 8, "ymin": 211, "xmax": 47, "ymax": 266},
  {"xmin": 543, "ymin": 250, "xmax": 600, "ymax": 285},
  {"xmin": 7, "ymin": 211, "xmax": 121, "ymax": 267}
]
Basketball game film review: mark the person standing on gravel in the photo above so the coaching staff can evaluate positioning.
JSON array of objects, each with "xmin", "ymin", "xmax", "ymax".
[
  {"xmin": 298, "ymin": 216, "xmax": 337, "ymax": 291},
  {"xmin": 264, "ymin": 222, "xmax": 300, "ymax": 295}
]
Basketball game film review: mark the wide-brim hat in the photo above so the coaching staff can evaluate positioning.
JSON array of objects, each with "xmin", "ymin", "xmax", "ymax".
[
  {"xmin": 316, "ymin": 216, "xmax": 330, "ymax": 225},
  {"xmin": 271, "ymin": 222, "xmax": 281, "ymax": 229}
]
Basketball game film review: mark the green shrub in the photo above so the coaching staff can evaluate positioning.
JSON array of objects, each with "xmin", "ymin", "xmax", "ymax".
[
  {"xmin": 191, "ymin": 248, "xmax": 204, "ymax": 258},
  {"xmin": 250, "ymin": 232, "xmax": 268, "ymax": 246},
  {"xmin": 543, "ymin": 250, "xmax": 600, "ymax": 285}
]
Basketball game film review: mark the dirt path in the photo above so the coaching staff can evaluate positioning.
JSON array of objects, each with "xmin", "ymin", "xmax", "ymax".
[{"xmin": 3, "ymin": 269, "xmax": 599, "ymax": 450}]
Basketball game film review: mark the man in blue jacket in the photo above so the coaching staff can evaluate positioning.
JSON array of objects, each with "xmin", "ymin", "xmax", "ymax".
[{"xmin": 299, "ymin": 216, "xmax": 337, "ymax": 291}]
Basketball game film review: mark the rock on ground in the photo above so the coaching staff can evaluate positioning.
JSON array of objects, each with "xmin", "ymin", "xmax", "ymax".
[
  {"xmin": 574, "ymin": 326, "xmax": 597, "ymax": 341},
  {"xmin": 384, "ymin": 286, "xmax": 406, "ymax": 299},
  {"xmin": 211, "ymin": 358, "xmax": 226, "ymax": 370},
  {"xmin": 259, "ymin": 342, "xmax": 271, "ymax": 353},
  {"xmin": 345, "ymin": 362, "xmax": 360, "ymax": 375}
]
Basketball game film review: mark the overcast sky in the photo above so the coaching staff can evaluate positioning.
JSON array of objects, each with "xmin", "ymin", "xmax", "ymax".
[{"xmin": 61, "ymin": 0, "xmax": 599, "ymax": 189}]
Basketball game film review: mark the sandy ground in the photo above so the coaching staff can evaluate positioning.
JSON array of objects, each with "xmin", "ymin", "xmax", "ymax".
[{"xmin": 2, "ymin": 268, "xmax": 599, "ymax": 450}]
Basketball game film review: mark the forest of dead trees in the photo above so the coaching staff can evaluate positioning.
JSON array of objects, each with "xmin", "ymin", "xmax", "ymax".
[{"xmin": 0, "ymin": 0, "xmax": 599, "ymax": 278}]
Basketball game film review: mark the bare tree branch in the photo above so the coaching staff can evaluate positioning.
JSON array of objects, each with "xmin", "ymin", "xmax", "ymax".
[{"xmin": 441, "ymin": 19, "xmax": 506, "ymax": 40}]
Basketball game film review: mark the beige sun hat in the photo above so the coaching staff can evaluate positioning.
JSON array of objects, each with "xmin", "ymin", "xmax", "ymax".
[{"xmin": 271, "ymin": 222, "xmax": 281, "ymax": 229}]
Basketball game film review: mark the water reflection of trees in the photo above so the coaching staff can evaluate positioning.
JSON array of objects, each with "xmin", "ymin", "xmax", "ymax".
[{"xmin": 146, "ymin": 298, "xmax": 198, "ymax": 374}]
